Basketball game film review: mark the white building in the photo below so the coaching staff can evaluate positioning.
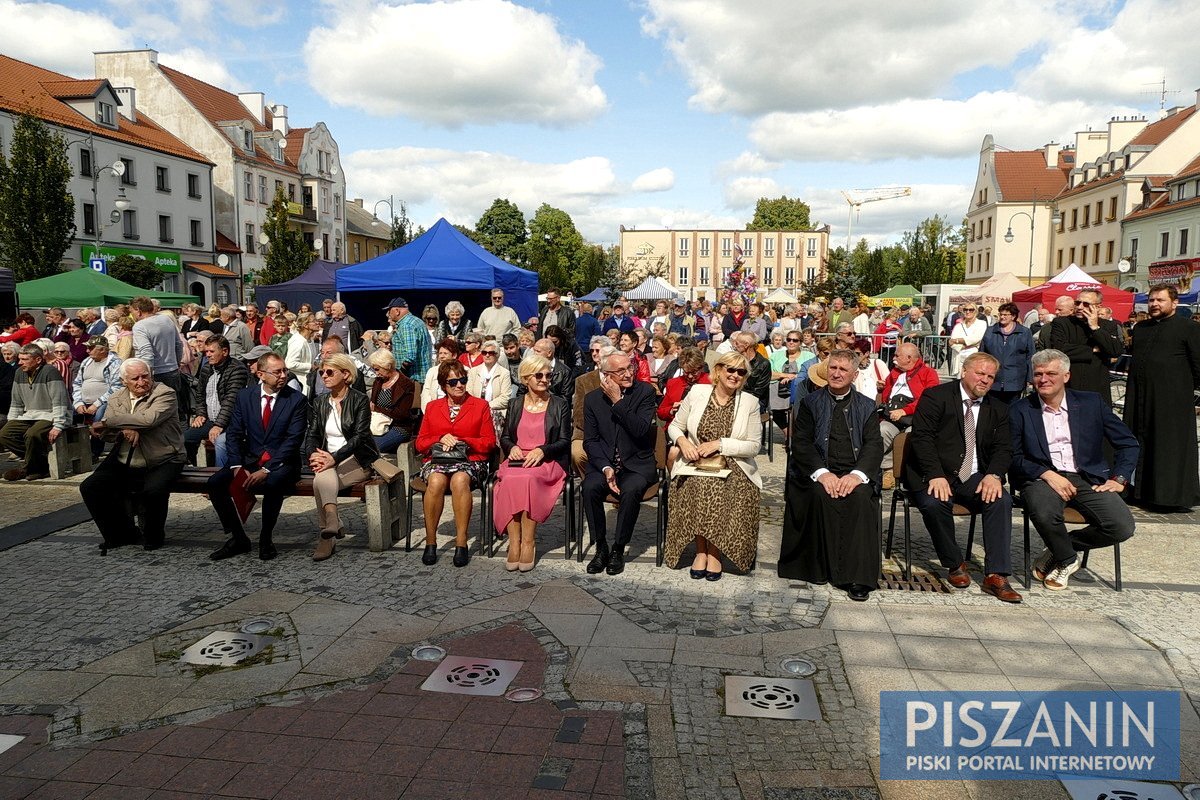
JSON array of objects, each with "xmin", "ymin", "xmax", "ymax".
[{"xmin": 1122, "ymin": 153, "xmax": 1200, "ymax": 291}]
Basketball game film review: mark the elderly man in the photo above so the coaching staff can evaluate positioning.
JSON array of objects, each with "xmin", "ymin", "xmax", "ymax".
[
  {"xmin": 72, "ymin": 336, "xmax": 123, "ymax": 421},
  {"xmin": 572, "ymin": 341, "xmax": 616, "ymax": 472},
  {"xmin": 41, "ymin": 307, "xmax": 67, "ymax": 339},
  {"xmin": 322, "ymin": 301, "xmax": 363, "ymax": 351},
  {"xmin": 477, "ymin": 288, "xmax": 522, "ymax": 338},
  {"xmin": 602, "ymin": 302, "xmax": 635, "ymax": 335},
  {"xmin": 79, "ymin": 308, "xmax": 105, "ymax": 338},
  {"xmin": 1, "ymin": 344, "xmax": 71, "ymax": 481},
  {"xmin": 1047, "ymin": 288, "xmax": 1124, "ymax": 404},
  {"xmin": 258, "ymin": 300, "xmax": 282, "ymax": 345},
  {"xmin": 779, "ymin": 349, "xmax": 884, "ymax": 601},
  {"xmin": 878, "ymin": 343, "xmax": 940, "ymax": 484},
  {"xmin": 1010, "ymin": 349, "xmax": 1138, "ymax": 590},
  {"xmin": 1038, "ymin": 294, "xmax": 1076, "ymax": 348},
  {"xmin": 220, "ymin": 306, "xmax": 253, "ymax": 359},
  {"xmin": 528, "ymin": 338, "xmax": 574, "ymax": 400},
  {"xmin": 242, "ymin": 303, "xmax": 262, "ymax": 345},
  {"xmin": 81, "ymin": 357, "xmax": 185, "ymax": 551},
  {"xmin": 731, "ymin": 331, "xmax": 771, "ymax": 412},
  {"xmin": 386, "ymin": 296, "xmax": 432, "ymax": 381},
  {"xmin": 130, "ymin": 295, "xmax": 185, "ymax": 415},
  {"xmin": 901, "ymin": 306, "xmax": 932, "ymax": 341},
  {"xmin": 186, "ymin": 336, "xmax": 249, "ymax": 466},
  {"xmin": 582, "ymin": 351, "xmax": 657, "ymax": 576},
  {"xmin": 904, "ymin": 352, "xmax": 1021, "ymax": 603}
]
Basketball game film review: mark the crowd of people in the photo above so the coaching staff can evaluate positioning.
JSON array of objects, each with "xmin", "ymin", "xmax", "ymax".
[{"xmin": 0, "ymin": 283, "xmax": 1195, "ymax": 600}]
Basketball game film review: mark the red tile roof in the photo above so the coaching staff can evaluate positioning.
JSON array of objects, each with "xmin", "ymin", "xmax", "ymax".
[
  {"xmin": 1056, "ymin": 168, "xmax": 1129, "ymax": 200},
  {"xmin": 994, "ymin": 150, "xmax": 1069, "ymax": 202},
  {"xmin": 215, "ymin": 231, "xmax": 242, "ymax": 253},
  {"xmin": 1172, "ymin": 152, "xmax": 1200, "ymax": 183},
  {"xmin": 159, "ymin": 64, "xmax": 298, "ymax": 174},
  {"xmin": 0, "ymin": 54, "xmax": 211, "ymax": 164},
  {"xmin": 186, "ymin": 262, "xmax": 238, "ymax": 278},
  {"xmin": 1128, "ymin": 106, "xmax": 1196, "ymax": 147},
  {"xmin": 1125, "ymin": 190, "xmax": 1200, "ymax": 222},
  {"xmin": 283, "ymin": 127, "xmax": 309, "ymax": 166}
]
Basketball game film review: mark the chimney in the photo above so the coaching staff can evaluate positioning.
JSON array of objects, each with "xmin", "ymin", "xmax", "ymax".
[
  {"xmin": 113, "ymin": 87, "xmax": 136, "ymax": 123},
  {"xmin": 270, "ymin": 103, "xmax": 289, "ymax": 135},
  {"xmin": 352, "ymin": 198, "xmax": 364, "ymax": 207},
  {"xmin": 1044, "ymin": 142, "xmax": 1061, "ymax": 169},
  {"xmin": 238, "ymin": 92, "xmax": 265, "ymax": 124},
  {"xmin": 1195, "ymin": 87, "xmax": 1200, "ymax": 109}
]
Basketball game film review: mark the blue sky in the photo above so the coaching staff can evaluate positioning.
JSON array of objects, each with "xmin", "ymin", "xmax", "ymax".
[{"xmin": 5, "ymin": 0, "xmax": 1196, "ymax": 245}]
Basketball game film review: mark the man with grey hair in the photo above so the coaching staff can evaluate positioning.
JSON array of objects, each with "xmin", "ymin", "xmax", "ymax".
[
  {"xmin": 530, "ymin": 337, "xmax": 574, "ymax": 400},
  {"xmin": 1009, "ymin": 349, "xmax": 1138, "ymax": 589},
  {"xmin": 1, "ymin": 343, "xmax": 70, "ymax": 480},
  {"xmin": 1046, "ymin": 288, "xmax": 1124, "ymax": 405},
  {"xmin": 220, "ymin": 306, "xmax": 253, "ymax": 359},
  {"xmin": 477, "ymin": 287, "xmax": 522, "ymax": 338},
  {"xmin": 572, "ymin": 342, "xmax": 618, "ymax": 472},
  {"xmin": 321, "ymin": 301, "xmax": 362, "ymax": 351},
  {"xmin": 732, "ymin": 331, "xmax": 771, "ymax": 411},
  {"xmin": 81, "ymin": 357, "xmax": 185, "ymax": 551}
]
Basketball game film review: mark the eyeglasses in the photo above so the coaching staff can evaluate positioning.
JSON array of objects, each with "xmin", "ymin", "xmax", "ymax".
[
  {"xmin": 723, "ymin": 366, "xmax": 749, "ymax": 377},
  {"xmin": 445, "ymin": 377, "xmax": 468, "ymax": 387},
  {"xmin": 590, "ymin": 348, "xmax": 602, "ymax": 353},
  {"xmin": 318, "ymin": 368, "xmax": 341, "ymax": 377},
  {"xmin": 1074, "ymin": 301, "xmax": 1092, "ymax": 307},
  {"xmin": 963, "ymin": 308, "xmax": 978, "ymax": 312},
  {"xmin": 602, "ymin": 365, "xmax": 635, "ymax": 375},
  {"xmin": 491, "ymin": 296, "xmax": 503, "ymax": 301},
  {"xmin": 54, "ymin": 349, "xmax": 70, "ymax": 354},
  {"xmin": 424, "ymin": 317, "xmax": 437, "ymax": 323},
  {"xmin": 261, "ymin": 368, "xmax": 287, "ymax": 376}
]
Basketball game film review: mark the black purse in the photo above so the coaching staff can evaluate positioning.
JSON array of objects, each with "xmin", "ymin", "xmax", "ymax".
[{"xmin": 430, "ymin": 442, "xmax": 469, "ymax": 465}]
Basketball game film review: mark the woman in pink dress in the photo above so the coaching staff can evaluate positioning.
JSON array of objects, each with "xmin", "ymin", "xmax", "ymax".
[{"xmin": 492, "ymin": 354, "xmax": 570, "ymax": 571}]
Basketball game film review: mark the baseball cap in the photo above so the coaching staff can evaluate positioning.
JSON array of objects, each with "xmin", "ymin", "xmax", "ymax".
[
  {"xmin": 383, "ymin": 297, "xmax": 408, "ymax": 310},
  {"xmin": 86, "ymin": 336, "xmax": 108, "ymax": 348},
  {"xmin": 693, "ymin": 331, "xmax": 710, "ymax": 342},
  {"xmin": 673, "ymin": 298, "xmax": 685, "ymax": 306},
  {"xmin": 243, "ymin": 345, "xmax": 274, "ymax": 361}
]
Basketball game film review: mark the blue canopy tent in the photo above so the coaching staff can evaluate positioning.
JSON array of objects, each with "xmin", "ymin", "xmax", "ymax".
[
  {"xmin": 336, "ymin": 218, "xmax": 539, "ymax": 327},
  {"xmin": 576, "ymin": 287, "xmax": 610, "ymax": 303},
  {"xmin": 1135, "ymin": 275, "xmax": 1200, "ymax": 304},
  {"xmin": 254, "ymin": 259, "xmax": 344, "ymax": 313}
]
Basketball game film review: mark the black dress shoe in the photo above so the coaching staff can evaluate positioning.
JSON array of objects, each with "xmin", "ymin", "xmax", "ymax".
[
  {"xmin": 210, "ymin": 538, "xmax": 251, "ymax": 561},
  {"xmin": 586, "ymin": 547, "xmax": 610, "ymax": 575},
  {"xmin": 452, "ymin": 546, "xmax": 469, "ymax": 568},
  {"xmin": 605, "ymin": 550, "xmax": 625, "ymax": 576},
  {"xmin": 847, "ymin": 584, "xmax": 872, "ymax": 602},
  {"xmin": 258, "ymin": 542, "xmax": 278, "ymax": 561},
  {"xmin": 704, "ymin": 569, "xmax": 722, "ymax": 582},
  {"xmin": 143, "ymin": 538, "xmax": 165, "ymax": 551},
  {"xmin": 689, "ymin": 568, "xmax": 708, "ymax": 580},
  {"xmin": 422, "ymin": 544, "xmax": 438, "ymax": 565}
]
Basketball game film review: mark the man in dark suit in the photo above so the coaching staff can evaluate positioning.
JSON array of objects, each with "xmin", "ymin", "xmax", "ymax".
[
  {"xmin": 582, "ymin": 351, "xmax": 657, "ymax": 576},
  {"xmin": 904, "ymin": 351, "xmax": 1021, "ymax": 602},
  {"xmin": 207, "ymin": 352, "xmax": 308, "ymax": 561},
  {"xmin": 1010, "ymin": 349, "xmax": 1138, "ymax": 590},
  {"xmin": 1047, "ymin": 288, "xmax": 1124, "ymax": 405}
]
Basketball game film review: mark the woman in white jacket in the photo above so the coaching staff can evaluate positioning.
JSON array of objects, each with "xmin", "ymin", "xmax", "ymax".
[
  {"xmin": 948, "ymin": 303, "xmax": 987, "ymax": 376},
  {"xmin": 285, "ymin": 312, "xmax": 321, "ymax": 395},
  {"xmin": 663, "ymin": 351, "xmax": 762, "ymax": 580}
]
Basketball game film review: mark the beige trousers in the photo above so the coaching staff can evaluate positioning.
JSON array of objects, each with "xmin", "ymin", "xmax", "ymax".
[{"xmin": 313, "ymin": 456, "xmax": 371, "ymax": 529}]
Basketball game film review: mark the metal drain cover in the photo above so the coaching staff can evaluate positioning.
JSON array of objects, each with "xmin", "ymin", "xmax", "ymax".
[
  {"xmin": 779, "ymin": 657, "xmax": 817, "ymax": 677},
  {"xmin": 240, "ymin": 618, "xmax": 274, "ymax": 634},
  {"xmin": 412, "ymin": 645, "xmax": 447, "ymax": 661},
  {"xmin": 0, "ymin": 735, "xmax": 24, "ymax": 755},
  {"xmin": 420, "ymin": 655, "xmax": 523, "ymax": 696},
  {"xmin": 180, "ymin": 631, "xmax": 272, "ymax": 666},
  {"xmin": 725, "ymin": 675, "xmax": 820, "ymax": 720},
  {"xmin": 505, "ymin": 687, "xmax": 543, "ymax": 703},
  {"xmin": 1063, "ymin": 778, "xmax": 1184, "ymax": 800}
]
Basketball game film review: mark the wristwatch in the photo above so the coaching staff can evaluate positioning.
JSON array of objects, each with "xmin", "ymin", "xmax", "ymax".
[{"xmin": 1112, "ymin": 475, "xmax": 1128, "ymax": 486}]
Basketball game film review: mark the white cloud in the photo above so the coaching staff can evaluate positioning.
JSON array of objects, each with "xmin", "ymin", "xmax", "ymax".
[
  {"xmin": 717, "ymin": 151, "xmax": 780, "ymax": 176},
  {"xmin": 750, "ymin": 92, "xmax": 1137, "ymax": 162},
  {"xmin": 722, "ymin": 176, "xmax": 782, "ymax": 210},
  {"xmin": 159, "ymin": 47, "xmax": 247, "ymax": 92},
  {"xmin": 641, "ymin": 0, "xmax": 1061, "ymax": 115},
  {"xmin": 304, "ymin": 0, "xmax": 608, "ymax": 126},
  {"xmin": 631, "ymin": 167, "xmax": 675, "ymax": 192},
  {"xmin": 0, "ymin": 0, "xmax": 132, "ymax": 76}
]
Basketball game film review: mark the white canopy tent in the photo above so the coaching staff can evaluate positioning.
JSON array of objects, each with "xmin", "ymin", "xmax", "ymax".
[{"xmin": 623, "ymin": 275, "xmax": 682, "ymax": 300}]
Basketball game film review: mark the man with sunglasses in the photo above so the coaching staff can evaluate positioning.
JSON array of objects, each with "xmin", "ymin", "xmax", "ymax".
[
  {"xmin": 1046, "ymin": 288, "xmax": 1124, "ymax": 405},
  {"xmin": 477, "ymin": 288, "xmax": 522, "ymax": 338}
]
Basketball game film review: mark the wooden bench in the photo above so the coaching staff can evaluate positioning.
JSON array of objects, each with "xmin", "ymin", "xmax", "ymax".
[
  {"xmin": 168, "ymin": 466, "xmax": 407, "ymax": 553},
  {"xmin": 49, "ymin": 425, "xmax": 94, "ymax": 479}
]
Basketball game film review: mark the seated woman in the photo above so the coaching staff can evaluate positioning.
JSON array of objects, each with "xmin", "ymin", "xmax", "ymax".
[
  {"xmin": 657, "ymin": 347, "xmax": 710, "ymax": 424},
  {"xmin": 466, "ymin": 340, "xmax": 512, "ymax": 436},
  {"xmin": 544, "ymin": 324, "xmax": 581, "ymax": 373},
  {"xmin": 617, "ymin": 330, "xmax": 651, "ymax": 383},
  {"xmin": 420, "ymin": 338, "xmax": 462, "ymax": 411},
  {"xmin": 663, "ymin": 352, "xmax": 761, "ymax": 581},
  {"xmin": 302, "ymin": 354, "xmax": 380, "ymax": 561},
  {"xmin": 493, "ymin": 355, "xmax": 570, "ymax": 572},
  {"xmin": 366, "ymin": 349, "xmax": 417, "ymax": 453},
  {"xmin": 414, "ymin": 361, "xmax": 496, "ymax": 568}
]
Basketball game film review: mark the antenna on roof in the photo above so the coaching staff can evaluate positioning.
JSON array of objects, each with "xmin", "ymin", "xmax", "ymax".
[{"xmin": 1140, "ymin": 76, "xmax": 1181, "ymax": 115}]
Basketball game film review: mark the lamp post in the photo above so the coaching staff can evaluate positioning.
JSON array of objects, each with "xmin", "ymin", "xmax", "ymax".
[
  {"xmin": 63, "ymin": 132, "xmax": 133, "ymax": 269},
  {"xmin": 1003, "ymin": 196, "xmax": 1062, "ymax": 285},
  {"xmin": 371, "ymin": 195, "xmax": 394, "ymax": 227}
]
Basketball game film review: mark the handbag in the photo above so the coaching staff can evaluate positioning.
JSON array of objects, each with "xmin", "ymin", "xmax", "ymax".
[
  {"xmin": 430, "ymin": 442, "xmax": 469, "ymax": 465},
  {"xmin": 369, "ymin": 411, "xmax": 391, "ymax": 436},
  {"xmin": 694, "ymin": 453, "xmax": 727, "ymax": 472}
]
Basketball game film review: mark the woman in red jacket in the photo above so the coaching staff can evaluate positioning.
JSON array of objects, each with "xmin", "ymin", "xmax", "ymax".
[
  {"xmin": 415, "ymin": 360, "xmax": 497, "ymax": 568},
  {"xmin": 617, "ymin": 330, "xmax": 651, "ymax": 384},
  {"xmin": 0, "ymin": 313, "xmax": 39, "ymax": 346},
  {"xmin": 657, "ymin": 348, "xmax": 711, "ymax": 424}
]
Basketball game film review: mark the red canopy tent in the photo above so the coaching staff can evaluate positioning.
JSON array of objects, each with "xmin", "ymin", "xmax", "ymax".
[{"xmin": 1011, "ymin": 264, "xmax": 1134, "ymax": 322}]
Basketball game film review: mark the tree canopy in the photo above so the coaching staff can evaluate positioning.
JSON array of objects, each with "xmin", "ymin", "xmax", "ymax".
[
  {"xmin": 257, "ymin": 188, "xmax": 313, "ymax": 286},
  {"xmin": 899, "ymin": 215, "xmax": 965, "ymax": 288},
  {"xmin": 745, "ymin": 195, "xmax": 811, "ymax": 231},
  {"xmin": 388, "ymin": 199, "xmax": 413, "ymax": 251},
  {"xmin": 0, "ymin": 115, "xmax": 76, "ymax": 281},
  {"xmin": 475, "ymin": 199, "xmax": 527, "ymax": 263},
  {"xmin": 528, "ymin": 203, "xmax": 585, "ymax": 291},
  {"xmin": 107, "ymin": 253, "xmax": 164, "ymax": 289}
]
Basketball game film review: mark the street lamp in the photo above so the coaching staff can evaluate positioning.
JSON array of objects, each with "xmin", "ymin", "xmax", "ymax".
[
  {"xmin": 370, "ymin": 195, "xmax": 395, "ymax": 227},
  {"xmin": 1003, "ymin": 195, "xmax": 1062, "ymax": 284},
  {"xmin": 63, "ymin": 132, "xmax": 133, "ymax": 268}
]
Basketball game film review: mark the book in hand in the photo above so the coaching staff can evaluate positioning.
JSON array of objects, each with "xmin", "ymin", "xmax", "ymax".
[{"xmin": 228, "ymin": 466, "xmax": 258, "ymax": 523}]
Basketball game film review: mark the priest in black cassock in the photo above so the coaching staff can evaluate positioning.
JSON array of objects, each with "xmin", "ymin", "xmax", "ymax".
[
  {"xmin": 778, "ymin": 349, "xmax": 884, "ymax": 601},
  {"xmin": 1124, "ymin": 284, "xmax": 1200, "ymax": 510}
]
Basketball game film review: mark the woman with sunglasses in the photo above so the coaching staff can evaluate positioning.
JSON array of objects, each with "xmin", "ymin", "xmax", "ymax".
[
  {"xmin": 492, "ymin": 354, "xmax": 570, "ymax": 571},
  {"xmin": 467, "ymin": 340, "xmax": 512, "ymax": 435},
  {"xmin": 769, "ymin": 331, "xmax": 816, "ymax": 433},
  {"xmin": 948, "ymin": 304, "xmax": 986, "ymax": 376},
  {"xmin": 420, "ymin": 338, "xmax": 461, "ymax": 411},
  {"xmin": 302, "ymin": 354, "xmax": 380, "ymax": 561},
  {"xmin": 664, "ymin": 351, "xmax": 762, "ymax": 580},
  {"xmin": 459, "ymin": 333, "xmax": 485, "ymax": 369},
  {"xmin": 421, "ymin": 304, "xmax": 441, "ymax": 349},
  {"xmin": 414, "ymin": 360, "xmax": 497, "ymax": 567},
  {"xmin": 49, "ymin": 341, "xmax": 78, "ymax": 387},
  {"xmin": 285, "ymin": 312, "xmax": 321, "ymax": 395}
]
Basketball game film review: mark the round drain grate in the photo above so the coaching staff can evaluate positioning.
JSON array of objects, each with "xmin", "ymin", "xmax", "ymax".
[
  {"xmin": 1183, "ymin": 785, "xmax": 1200, "ymax": 800},
  {"xmin": 197, "ymin": 637, "xmax": 259, "ymax": 662},
  {"xmin": 240, "ymin": 619, "xmax": 274, "ymax": 634},
  {"xmin": 412, "ymin": 645, "xmax": 446, "ymax": 662},
  {"xmin": 445, "ymin": 663, "xmax": 502, "ymax": 688},
  {"xmin": 779, "ymin": 657, "xmax": 817, "ymax": 677},
  {"xmin": 742, "ymin": 683, "xmax": 804, "ymax": 711},
  {"xmin": 504, "ymin": 687, "xmax": 543, "ymax": 703}
]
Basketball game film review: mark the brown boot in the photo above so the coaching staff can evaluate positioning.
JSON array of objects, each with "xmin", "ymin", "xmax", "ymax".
[
  {"xmin": 313, "ymin": 535, "xmax": 336, "ymax": 561},
  {"xmin": 320, "ymin": 503, "xmax": 340, "ymax": 537}
]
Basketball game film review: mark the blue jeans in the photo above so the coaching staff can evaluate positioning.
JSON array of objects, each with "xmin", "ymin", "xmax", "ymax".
[
  {"xmin": 373, "ymin": 428, "xmax": 411, "ymax": 454},
  {"xmin": 184, "ymin": 420, "xmax": 228, "ymax": 467}
]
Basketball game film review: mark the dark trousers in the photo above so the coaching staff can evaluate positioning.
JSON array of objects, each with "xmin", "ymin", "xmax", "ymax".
[
  {"xmin": 910, "ymin": 472, "xmax": 1013, "ymax": 575},
  {"xmin": 155, "ymin": 370, "xmax": 188, "ymax": 420},
  {"xmin": 184, "ymin": 420, "xmax": 214, "ymax": 465},
  {"xmin": 0, "ymin": 420, "xmax": 52, "ymax": 473},
  {"xmin": 207, "ymin": 465, "xmax": 297, "ymax": 544},
  {"xmin": 1022, "ymin": 474, "xmax": 1134, "ymax": 562},
  {"xmin": 582, "ymin": 469, "xmax": 651, "ymax": 553},
  {"xmin": 80, "ymin": 451, "xmax": 184, "ymax": 546}
]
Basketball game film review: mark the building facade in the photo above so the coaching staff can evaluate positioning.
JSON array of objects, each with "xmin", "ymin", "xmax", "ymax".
[
  {"xmin": 617, "ymin": 226, "xmax": 829, "ymax": 302},
  {"xmin": 345, "ymin": 199, "xmax": 393, "ymax": 264},
  {"xmin": 1122, "ymin": 153, "xmax": 1200, "ymax": 291}
]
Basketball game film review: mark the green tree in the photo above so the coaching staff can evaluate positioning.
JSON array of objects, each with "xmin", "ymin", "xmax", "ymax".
[
  {"xmin": 0, "ymin": 114, "xmax": 76, "ymax": 281},
  {"xmin": 598, "ymin": 245, "xmax": 626, "ymax": 305},
  {"xmin": 528, "ymin": 203, "xmax": 584, "ymax": 291},
  {"xmin": 575, "ymin": 243, "xmax": 607, "ymax": 296},
  {"xmin": 822, "ymin": 246, "xmax": 860, "ymax": 302},
  {"xmin": 388, "ymin": 200, "xmax": 413, "ymax": 250},
  {"xmin": 745, "ymin": 195, "xmax": 811, "ymax": 231},
  {"xmin": 899, "ymin": 214, "xmax": 964, "ymax": 288},
  {"xmin": 257, "ymin": 188, "xmax": 313, "ymax": 286},
  {"xmin": 107, "ymin": 254, "xmax": 163, "ymax": 289},
  {"xmin": 453, "ymin": 223, "xmax": 480, "ymax": 243},
  {"xmin": 475, "ymin": 199, "xmax": 527, "ymax": 263}
]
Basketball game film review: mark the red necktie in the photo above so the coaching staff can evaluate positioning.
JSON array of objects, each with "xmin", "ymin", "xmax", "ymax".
[{"xmin": 259, "ymin": 396, "xmax": 273, "ymax": 466}]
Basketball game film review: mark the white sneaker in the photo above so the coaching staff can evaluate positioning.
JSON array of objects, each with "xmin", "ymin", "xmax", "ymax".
[
  {"xmin": 1031, "ymin": 548, "xmax": 1054, "ymax": 581},
  {"xmin": 1043, "ymin": 557, "xmax": 1081, "ymax": 591}
]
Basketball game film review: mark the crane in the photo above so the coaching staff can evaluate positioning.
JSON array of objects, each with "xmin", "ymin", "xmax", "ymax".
[{"xmin": 841, "ymin": 187, "xmax": 912, "ymax": 251}]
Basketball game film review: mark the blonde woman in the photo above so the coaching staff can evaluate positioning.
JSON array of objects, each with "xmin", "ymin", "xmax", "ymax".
[{"xmin": 286, "ymin": 312, "xmax": 319, "ymax": 394}]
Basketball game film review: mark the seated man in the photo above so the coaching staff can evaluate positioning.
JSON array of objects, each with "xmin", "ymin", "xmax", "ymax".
[
  {"xmin": 878, "ymin": 343, "xmax": 940, "ymax": 484},
  {"xmin": 529, "ymin": 338, "xmax": 575, "ymax": 401},
  {"xmin": 208, "ymin": 353, "xmax": 308, "ymax": 562},
  {"xmin": 732, "ymin": 331, "xmax": 771, "ymax": 412},
  {"xmin": 572, "ymin": 342, "xmax": 616, "ymax": 474},
  {"xmin": 904, "ymin": 352, "xmax": 1022, "ymax": 603},
  {"xmin": 582, "ymin": 351, "xmax": 657, "ymax": 576},
  {"xmin": 1, "ymin": 344, "xmax": 70, "ymax": 481},
  {"xmin": 186, "ymin": 336, "xmax": 249, "ymax": 466},
  {"xmin": 1009, "ymin": 349, "xmax": 1138, "ymax": 590},
  {"xmin": 778, "ymin": 349, "xmax": 884, "ymax": 601},
  {"xmin": 80, "ymin": 358, "xmax": 186, "ymax": 551}
]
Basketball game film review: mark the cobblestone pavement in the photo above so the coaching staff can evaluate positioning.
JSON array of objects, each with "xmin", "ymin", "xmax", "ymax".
[{"xmin": 0, "ymin": 431, "xmax": 1198, "ymax": 798}]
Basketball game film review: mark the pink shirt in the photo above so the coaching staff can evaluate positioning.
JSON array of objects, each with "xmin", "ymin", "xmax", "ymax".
[{"xmin": 1041, "ymin": 397, "xmax": 1077, "ymax": 474}]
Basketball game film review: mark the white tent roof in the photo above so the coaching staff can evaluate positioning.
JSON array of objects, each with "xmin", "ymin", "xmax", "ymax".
[
  {"xmin": 1044, "ymin": 264, "xmax": 1100, "ymax": 286},
  {"xmin": 623, "ymin": 275, "xmax": 682, "ymax": 300},
  {"xmin": 761, "ymin": 288, "xmax": 798, "ymax": 304}
]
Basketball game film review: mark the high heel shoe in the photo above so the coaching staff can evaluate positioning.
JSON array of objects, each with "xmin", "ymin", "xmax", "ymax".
[
  {"xmin": 518, "ymin": 561, "xmax": 534, "ymax": 572},
  {"xmin": 505, "ymin": 560, "xmax": 520, "ymax": 572}
]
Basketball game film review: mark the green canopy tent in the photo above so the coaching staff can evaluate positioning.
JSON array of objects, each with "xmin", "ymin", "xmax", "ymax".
[
  {"xmin": 869, "ymin": 284, "xmax": 921, "ymax": 308},
  {"xmin": 16, "ymin": 268, "xmax": 199, "ymax": 309}
]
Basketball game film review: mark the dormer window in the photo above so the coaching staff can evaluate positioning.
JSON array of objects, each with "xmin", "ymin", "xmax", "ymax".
[
  {"xmin": 243, "ymin": 129, "xmax": 254, "ymax": 153},
  {"xmin": 96, "ymin": 101, "xmax": 115, "ymax": 127}
]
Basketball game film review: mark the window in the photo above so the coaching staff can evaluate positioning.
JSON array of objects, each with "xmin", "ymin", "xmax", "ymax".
[
  {"xmin": 1082, "ymin": 205, "xmax": 1090, "ymax": 227},
  {"xmin": 82, "ymin": 203, "xmax": 96, "ymax": 236},
  {"xmin": 784, "ymin": 267, "xmax": 795, "ymax": 286},
  {"xmin": 1079, "ymin": 247, "xmax": 1087, "ymax": 267},
  {"xmin": 764, "ymin": 237, "xmax": 774, "ymax": 257},
  {"xmin": 259, "ymin": 175, "xmax": 268, "ymax": 204},
  {"xmin": 699, "ymin": 237, "xmax": 710, "ymax": 257},
  {"xmin": 96, "ymin": 101, "xmax": 114, "ymax": 126},
  {"xmin": 216, "ymin": 284, "xmax": 231, "ymax": 305},
  {"xmin": 1106, "ymin": 240, "xmax": 1115, "ymax": 262},
  {"xmin": 1181, "ymin": 229, "xmax": 1190, "ymax": 255},
  {"xmin": 158, "ymin": 214, "xmax": 172, "ymax": 243},
  {"xmin": 321, "ymin": 187, "xmax": 329, "ymax": 213},
  {"xmin": 1161, "ymin": 231, "xmax": 1170, "ymax": 257},
  {"xmin": 243, "ymin": 171, "xmax": 253, "ymax": 201},
  {"xmin": 155, "ymin": 166, "xmax": 169, "ymax": 192},
  {"xmin": 806, "ymin": 266, "xmax": 816, "ymax": 283},
  {"xmin": 763, "ymin": 266, "xmax": 774, "ymax": 285},
  {"xmin": 245, "ymin": 222, "xmax": 256, "ymax": 255},
  {"xmin": 1069, "ymin": 246, "xmax": 1076, "ymax": 264},
  {"xmin": 334, "ymin": 194, "xmax": 342, "ymax": 220},
  {"xmin": 243, "ymin": 129, "xmax": 253, "ymax": 153},
  {"xmin": 1108, "ymin": 196, "xmax": 1118, "ymax": 221},
  {"xmin": 742, "ymin": 237, "xmax": 753, "ymax": 256},
  {"xmin": 785, "ymin": 237, "xmax": 796, "ymax": 257},
  {"xmin": 985, "ymin": 217, "xmax": 991, "ymax": 237},
  {"xmin": 699, "ymin": 266, "xmax": 710, "ymax": 285},
  {"xmin": 372, "ymin": 245, "xmax": 380, "ymax": 258},
  {"xmin": 122, "ymin": 209, "xmax": 138, "ymax": 240},
  {"xmin": 678, "ymin": 238, "xmax": 689, "ymax": 257},
  {"xmin": 190, "ymin": 219, "xmax": 202, "ymax": 247},
  {"xmin": 119, "ymin": 158, "xmax": 134, "ymax": 185},
  {"xmin": 1095, "ymin": 200, "xmax": 1103, "ymax": 223},
  {"xmin": 1070, "ymin": 209, "xmax": 1078, "ymax": 230},
  {"xmin": 721, "ymin": 237, "xmax": 731, "ymax": 257},
  {"xmin": 807, "ymin": 238, "xmax": 817, "ymax": 257},
  {"xmin": 323, "ymin": 233, "xmax": 330, "ymax": 255},
  {"xmin": 1092, "ymin": 243, "xmax": 1100, "ymax": 264},
  {"xmin": 1130, "ymin": 237, "xmax": 1139, "ymax": 263},
  {"xmin": 287, "ymin": 183, "xmax": 296, "ymax": 202},
  {"xmin": 275, "ymin": 180, "xmax": 283, "ymax": 199},
  {"xmin": 79, "ymin": 147, "xmax": 92, "ymax": 178},
  {"xmin": 1056, "ymin": 249, "xmax": 1063, "ymax": 270},
  {"xmin": 187, "ymin": 173, "xmax": 201, "ymax": 199},
  {"xmin": 677, "ymin": 266, "xmax": 689, "ymax": 286},
  {"xmin": 985, "ymin": 251, "xmax": 990, "ymax": 271},
  {"xmin": 353, "ymin": 242, "xmax": 361, "ymax": 262}
]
